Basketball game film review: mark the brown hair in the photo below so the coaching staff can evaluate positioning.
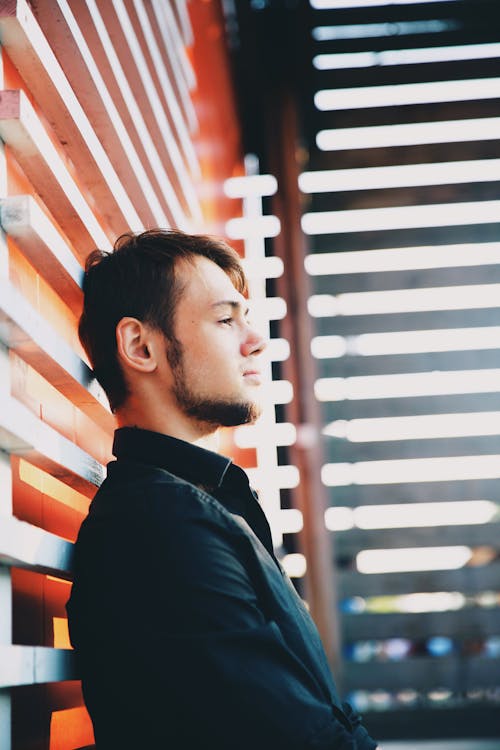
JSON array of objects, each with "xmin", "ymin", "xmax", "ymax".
[{"xmin": 79, "ymin": 228, "xmax": 247, "ymax": 412}]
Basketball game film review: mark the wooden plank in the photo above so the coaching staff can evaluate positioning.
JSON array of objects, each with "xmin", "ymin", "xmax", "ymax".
[
  {"xmin": 170, "ymin": 0, "xmax": 193, "ymax": 47},
  {"xmin": 0, "ymin": 277, "xmax": 114, "ymax": 433},
  {"xmin": 96, "ymin": 0, "xmax": 201, "ymax": 221},
  {"xmin": 339, "ymin": 561, "xmax": 500, "ymax": 598},
  {"xmin": 341, "ymin": 607, "xmax": 500, "ymax": 640},
  {"xmin": 0, "ymin": 195, "xmax": 82, "ymax": 312},
  {"xmin": 0, "ymin": 0, "xmax": 143, "ymax": 237},
  {"xmin": 0, "ymin": 645, "xmax": 76, "ymax": 688},
  {"xmin": 68, "ymin": 0, "xmax": 187, "ymax": 228},
  {"xmin": 0, "ymin": 394, "xmax": 103, "ymax": 496},
  {"xmin": 28, "ymin": 0, "xmax": 171, "ymax": 228},
  {"xmin": 126, "ymin": 0, "xmax": 199, "ymax": 176},
  {"xmin": 0, "ymin": 89, "xmax": 111, "ymax": 260},
  {"xmin": 0, "ymin": 515, "xmax": 73, "ymax": 580},
  {"xmin": 333, "ymin": 521, "xmax": 500, "ymax": 556},
  {"xmin": 148, "ymin": 0, "xmax": 197, "ymax": 133},
  {"xmin": 344, "ymin": 656, "xmax": 499, "ymax": 692},
  {"xmin": 152, "ymin": 0, "xmax": 196, "ymax": 96}
]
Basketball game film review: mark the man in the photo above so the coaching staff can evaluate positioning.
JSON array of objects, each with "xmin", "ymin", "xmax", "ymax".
[{"xmin": 68, "ymin": 229, "xmax": 377, "ymax": 749}]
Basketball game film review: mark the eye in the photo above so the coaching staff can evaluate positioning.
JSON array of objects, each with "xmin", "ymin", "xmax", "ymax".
[{"xmin": 219, "ymin": 317, "xmax": 233, "ymax": 326}]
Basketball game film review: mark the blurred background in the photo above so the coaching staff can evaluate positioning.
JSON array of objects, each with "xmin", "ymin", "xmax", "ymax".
[{"xmin": 0, "ymin": 0, "xmax": 499, "ymax": 747}]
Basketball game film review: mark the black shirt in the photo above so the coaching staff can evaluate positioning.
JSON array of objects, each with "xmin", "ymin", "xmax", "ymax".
[{"xmin": 67, "ymin": 427, "xmax": 377, "ymax": 749}]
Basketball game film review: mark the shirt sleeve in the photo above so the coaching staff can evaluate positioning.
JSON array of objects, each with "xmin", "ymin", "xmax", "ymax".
[{"xmin": 116, "ymin": 492, "xmax": 378, "ymax": 750}]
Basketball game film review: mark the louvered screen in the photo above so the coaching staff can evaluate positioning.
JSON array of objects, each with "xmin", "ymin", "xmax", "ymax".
[{"xmin": 301, "ymin": 0, "xmax": 500, "ymax": 740}]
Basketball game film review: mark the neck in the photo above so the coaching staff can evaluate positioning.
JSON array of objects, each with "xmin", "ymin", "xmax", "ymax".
[{"xmin": 116, "ymin": 400, "xmax": 220, "ymax": 450}]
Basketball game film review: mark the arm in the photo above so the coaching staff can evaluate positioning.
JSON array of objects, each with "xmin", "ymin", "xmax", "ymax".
[{"xmin": 128, "ymin": 497, "xmax": 377, "ymax": 749}]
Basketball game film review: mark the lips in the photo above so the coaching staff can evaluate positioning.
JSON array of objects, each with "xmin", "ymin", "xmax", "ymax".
[{"xmin": 243, "ymin": 370, "xmax": 262, "ymax": 384}]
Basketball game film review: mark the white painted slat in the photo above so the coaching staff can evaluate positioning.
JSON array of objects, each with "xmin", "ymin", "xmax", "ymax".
[
  {"xmin": 132, "ymin": 0, "xmax": 200, "ymax": 175},
  {"xmin": 83, "ymin": 0, "xmax": 189, "ymax": 228},
  {"xmin": 0, "ymin": 277, "xmax": 114, "ymax": 433},
  {"xmin": 0, "ymin": 394, "xmax": 103, "ymax": 496},
  {"xmin": 171, "ymin": 0, "xmax": 193, "ymax": 46},
  {"xmin": 0, "ymin": 90, "xmax": 111, "ymax": 260},
  {"xmin": 29, "ymin": 0, "xmax": 171, "ymax": 229},
  {"xmin": 0, "ymin": 515, "xmax": 73, "ymax": 579},
  {"xmin": 108, "ymin": 0, "xmax": 201, "ymax": 217},
  {"xmin": 0, "ymin": 195, "xmax": 82, "ymax": 311},
  {"xmin": 0, "ymin": 645, "xmax": 76, "ymax": 688},
  {"xmin": 151, "ymin": 0, "xmax": 198, "ymax": 132},
  {"xmin": 0, "ymin": 0, "xmax": 143, "ymax": 237},
  {"xmin": 302, "ymin": 200, "xmax": 500, "ymax": 236}
]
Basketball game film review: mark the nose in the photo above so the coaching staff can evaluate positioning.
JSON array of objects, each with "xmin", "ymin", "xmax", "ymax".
[{"xmin": 241, "ymin": 324, "xmax": 267, "ymax": 357}]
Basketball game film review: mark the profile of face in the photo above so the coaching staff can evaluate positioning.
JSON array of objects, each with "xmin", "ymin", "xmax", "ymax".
[{"xmin": 165, "ymin": 255, "xmax": 267, "ymax": 430}]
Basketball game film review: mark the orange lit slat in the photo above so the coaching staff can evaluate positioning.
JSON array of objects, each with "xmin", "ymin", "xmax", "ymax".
[
  {"xmin": 0, "ymin": 0, "xmax": 143, "ymax": 237},
  {"xmin": 1, "ymin": 277, "xmax": 114, "ymax": 434},
  {"xmin": 1, "ymin": 195, "xmax": 83, "ymax": 314},
  {"xmin": 0, "ymin": 89, "xmax": 111, "ymax": 260},
  {"xmin": 50, "ymin": 706, "xmax": 94, "ymax": 750}
]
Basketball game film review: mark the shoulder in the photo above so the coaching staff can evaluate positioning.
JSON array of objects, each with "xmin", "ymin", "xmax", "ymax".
[{"xmin": 87, "ymin": 460, "xmax": 240, "ymax": 536}]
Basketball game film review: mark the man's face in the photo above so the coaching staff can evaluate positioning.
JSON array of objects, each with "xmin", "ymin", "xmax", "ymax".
[{"xmin": 165, "ymin": 256, "xmax": 266, "ymax": 430}]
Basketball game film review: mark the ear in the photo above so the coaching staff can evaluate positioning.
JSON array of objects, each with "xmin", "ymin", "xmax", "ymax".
[{"xmin": 116, "ymin": 317, "xmax": 157, "ymax": 373}]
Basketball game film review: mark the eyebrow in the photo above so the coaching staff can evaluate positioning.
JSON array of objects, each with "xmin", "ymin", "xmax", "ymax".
[{"xmin": 212, "ymin": 300, "xmax": 250, "ymax": 316}]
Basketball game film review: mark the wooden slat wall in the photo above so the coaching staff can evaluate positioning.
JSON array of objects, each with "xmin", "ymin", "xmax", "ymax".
[
  {"xmin": 302, "ymin": 0, "xmax": 500, "ymax": 739},
  {"xmin": 0, "ymin": 1, "xmax": 248, "ymax": 748}
]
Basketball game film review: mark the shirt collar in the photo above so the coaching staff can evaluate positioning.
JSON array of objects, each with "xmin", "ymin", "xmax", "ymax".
[{"xmin": 112, "ymin": 427, "xmax": 233, "ymax": 490}]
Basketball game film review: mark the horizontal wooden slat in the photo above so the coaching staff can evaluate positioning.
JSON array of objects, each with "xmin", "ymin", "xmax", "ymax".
[
  {"xmin": 0, "ymin": 277, "xmax": 114, "ymax": 433},
  {"xmin": 27, "ymin": 0, "xmax": 171, "ymax": 228},
  {"xmin": 344, "ymin": 656, "xmax": 499, "ymax": 692},
  {"xmin": 130, "ymin": 0, "xmax": 198, "ymax": 174},
  {"xmin": 0, "ymin": 195, "xmax": 82, "ymax": 311},
  {"xmin": 0, "ymin": 645, "xmax": 76, "ymax": 688},
  {"xmin": 59, "ymin": 0, "xmax": 187, "ymax": 228},
  {"xmin": 171, "ymin": 0, "xmax": 193, "ymax": 47},
  {"xmin": 0, "ymin": 394, "xmax": 103, "ymax": 496},
  {"xmin": 0, "ymin": 0, "xmax": 143, "ymax": 237},
  {"xmin": 0, "ymin": 89, "xmax": 111, "ymax": 260},
  {"xmin": 334, "ymin": 522, "xmax": 500, "ymax": 556},
  {"xmin": 0, "ymin": 515, "xmax": 73, "ymax": 580},
  {"xmin": 339, "ymin": 561, "xmax": 500, "ymax": 599},
  {"xmin": 147, "ymin": 1, "xmax": 197, "ymax": 135},
  {"xmin": 96, "ymin": 0, "xmax": 201, "ymax": 221},
  {"xmin": 341, "ymin": 607, "xmax": 500, "ymax": 640}
]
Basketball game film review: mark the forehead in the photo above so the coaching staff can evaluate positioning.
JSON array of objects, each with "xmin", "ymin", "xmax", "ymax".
[{"xmin": 177, "ymin": 255, "xmax": 244, "ymax": 308}]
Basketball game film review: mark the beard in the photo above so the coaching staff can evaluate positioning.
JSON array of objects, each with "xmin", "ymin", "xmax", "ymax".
[{"xmin": 166, "ymin": 337, "xmax": 261, "ymax": 428}]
